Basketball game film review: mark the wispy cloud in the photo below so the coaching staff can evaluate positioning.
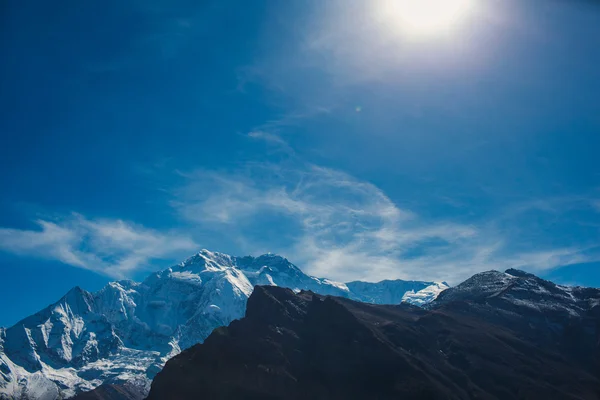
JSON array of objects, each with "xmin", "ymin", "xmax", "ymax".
[
  {"xmin": 2, "ymin": 167, "xmax": 597, "ymax": 284},
  {"xmin": 248, "ymin": 131, "xmax": 288, "ymax": 146},
  {"xmin": 170, "ymin": 154, "xmax": 599, "ymax": 284},
  {"xmin": 0, "ymin": 214, "xmax": 197, "ymax": 279},
  {"xmin": 247, "ymin": 131, "xmax": 295, "ymax": 155}
]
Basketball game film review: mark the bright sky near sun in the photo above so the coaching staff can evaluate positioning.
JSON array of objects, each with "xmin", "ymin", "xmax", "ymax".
[
  {"xmin": 377, "ymin": 0, "xmax": 475, "ymax": 36},
  {"xmin": 1, "ymin": 0, "xmax": 600, "ymax": 326}
]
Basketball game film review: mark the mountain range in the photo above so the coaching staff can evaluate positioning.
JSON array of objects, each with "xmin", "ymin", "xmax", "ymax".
[
  {"xmin": 0, "ymin": 250, "xmax": 447, "ymax": 399},
  {"xmin": 147, "ymin": 268, "xmax": 600, "ymax": 400}
]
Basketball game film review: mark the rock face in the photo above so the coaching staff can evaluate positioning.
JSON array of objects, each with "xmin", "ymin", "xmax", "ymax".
[
  {"xmin": 70, "ymin": 383, "xmax": 144, "ymax": 400},
  {"xmin": 0, "ymin": 250, "xmax": 445, "ymax": 399},
  {"xmin": 147, "ymin": 270, "xmax": 600, "ymax": 400}
]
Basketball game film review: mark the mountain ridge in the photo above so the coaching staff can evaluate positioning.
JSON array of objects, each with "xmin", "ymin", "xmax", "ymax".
[
  {"xmin": 0, "ymin": 249, "xmax": 447, "ymax": 399},
  {"xmin": 147, "ymin": 269, "xmax": 600, "ymax": 400}
]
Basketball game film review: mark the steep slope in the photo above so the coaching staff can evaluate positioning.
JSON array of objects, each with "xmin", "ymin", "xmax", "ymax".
[
  {"xmin": 70, "ymin": 383, "xmax": 144, "ymax": 400},
  {"xmin": 0, "ymin": 287, "xmax": 126, "ymax": 399},
  {"xmin": 434, "ymin": 268, "xmax": 600, "ymax": 364},
  {"xmin": 435, "ymin": 268, "xmax": 598, "ymax": 315},
  {"xmin": 0, "ymin": 250, "xmax": 444, "ymax": 399},
  {"xmin": 147, "ymin": 271, "xmax": 600, "ymax": 400}
]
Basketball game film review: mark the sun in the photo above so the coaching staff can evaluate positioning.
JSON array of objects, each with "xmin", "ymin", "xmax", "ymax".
[{"xmin": 378, "ymin": 0, "xmax": 475, "ymax": 37}]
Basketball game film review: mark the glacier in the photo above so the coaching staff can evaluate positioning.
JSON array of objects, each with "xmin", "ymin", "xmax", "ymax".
[{"xmin": 0, "ymin": 250, "xmax": 448, "ymax": 399}]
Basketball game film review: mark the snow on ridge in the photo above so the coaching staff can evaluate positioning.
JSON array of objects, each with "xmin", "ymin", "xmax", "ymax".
[
  {"xmin": 401, "ymin": 282, "xmax": 450, "ymax": 307},
  {"xmin": 436, "ymin": 269, "xmax": 600, "ymax": 320},
  {"xmin": 0, "ymin": 249, "xmax": 449, "ymax": 399},
  {"xmin": 170, "ymin": 271, "xmax": 203, "ymax": 284},
  {"xmin": 321, "ymin": 279, "xmax": 350, "ymax": 292}
]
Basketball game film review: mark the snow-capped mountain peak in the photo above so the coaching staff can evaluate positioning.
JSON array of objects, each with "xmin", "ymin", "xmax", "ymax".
[
  {"xmin": 178, "ymin": 249, "xmax": 236, "ymax": 272},
  {"xmin": 0, "ymin": 250, "xmax": 449, "ymax": 399},
  {"xmin": 401, "ymin": 282, "xmax": 450, "ymax": 306},
  {"xmin": 435, "ymin": 268, "xmax": 600, "ymax": 319}
]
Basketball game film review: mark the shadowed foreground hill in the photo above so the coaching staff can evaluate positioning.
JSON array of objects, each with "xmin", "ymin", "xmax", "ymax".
[
  {"xmin": 147, "ymin": 270, "xmax": 600, "ymax": 400},
  {"xmin": 0, "ymin": 250, "xmax": 446, "ymax": 399},
  {"xmin": 71, "ymin": 383, "xmax": 144, "ymax": 400}
]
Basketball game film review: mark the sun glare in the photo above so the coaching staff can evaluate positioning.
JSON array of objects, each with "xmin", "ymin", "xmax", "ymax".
[{"xmin": 379, "ymin": 0, "xmax": 475, "ymax": 37}]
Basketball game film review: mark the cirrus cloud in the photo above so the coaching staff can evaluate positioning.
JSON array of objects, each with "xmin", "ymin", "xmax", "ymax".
[
  {"xmin": 169, "ymin": 133, "xmax": 600, "ymax": 284},
  {"xmin": 0, "ymin": 214, "xmax": 197, "ymax": 279}
]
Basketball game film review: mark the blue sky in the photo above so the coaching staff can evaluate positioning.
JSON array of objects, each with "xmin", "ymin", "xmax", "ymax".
[{"xmin": 1, "ymin": 0, "xmax": 600, "ymax": 326}]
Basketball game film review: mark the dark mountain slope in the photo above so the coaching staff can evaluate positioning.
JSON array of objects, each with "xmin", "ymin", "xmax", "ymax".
[
  {"xmin": 147, "ymin": 270, "xmax": 600, "ymax": 400},
  {"xmin": 0, "ymin": 250, "xmax": 447, "ymax": 399},
  {"xmin": 71, "ymin": 383, "xmax": 144, "ymax": 400}
]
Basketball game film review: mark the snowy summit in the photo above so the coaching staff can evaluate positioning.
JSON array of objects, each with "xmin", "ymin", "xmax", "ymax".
[{"xmin": 0, "ymin": 250, "xmax": 447, "ymax": 399}]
